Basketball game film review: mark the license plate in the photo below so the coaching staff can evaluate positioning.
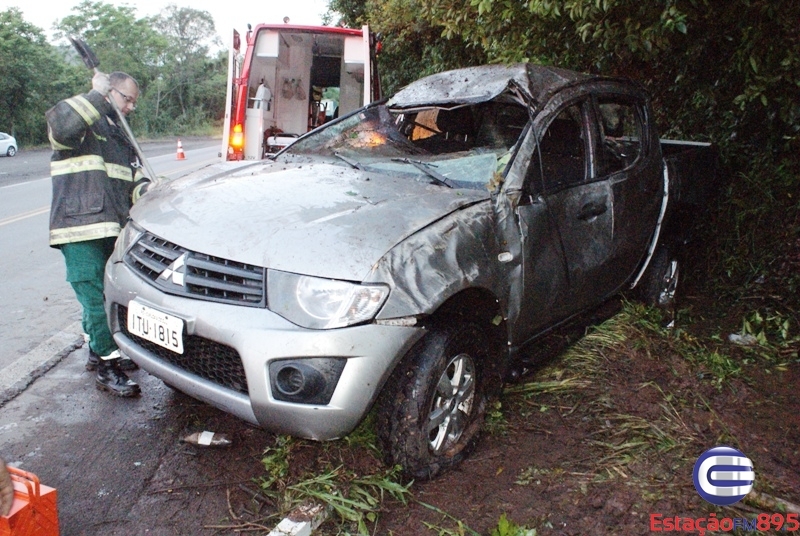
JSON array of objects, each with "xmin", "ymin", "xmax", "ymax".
[{"xmin": 127, "ymin": 301, "xmax": 184, "ymax": 354}]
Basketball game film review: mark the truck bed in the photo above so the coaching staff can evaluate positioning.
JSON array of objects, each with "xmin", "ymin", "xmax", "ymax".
[{"xmin": 660, "ymin": 139, "xmax": 720, "ymax": 245}]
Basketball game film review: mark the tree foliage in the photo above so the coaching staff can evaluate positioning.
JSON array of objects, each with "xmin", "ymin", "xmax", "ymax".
[
  {"xmin": 0, "ymin": 2, "xmax": 228, "ymax": 145},
  {"xmin": 343, "ymin": 0, "xmax": 799, "ymax": 158},
  {"xmin": 153, "ymin": 6, "xmax": 221, "ymax": 121},
  {"xmin": 54, "ymin": 1, "xmax": 168, "ymax": 91},
  {"xmin": 328, "ymin": 0, "xmax": 486, "ymax": 93},
  {"xmin": 0, "ymin": 8, "xmax": 84, "ymax": 144}
]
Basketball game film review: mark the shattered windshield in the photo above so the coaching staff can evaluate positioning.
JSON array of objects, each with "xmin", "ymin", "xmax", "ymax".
[{"xmin": 281, "ymin": 101, "xmax": 530, "ymax": 190}]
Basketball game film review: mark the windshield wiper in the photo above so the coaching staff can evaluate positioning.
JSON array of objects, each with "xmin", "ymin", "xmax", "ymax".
[
  {"xmin": 391, "ymin": 158, "xmax": 454, "ymax": 188},
  {"xmin": 333, "ymin": 152, "xmax": 364, "ymax": 170}
]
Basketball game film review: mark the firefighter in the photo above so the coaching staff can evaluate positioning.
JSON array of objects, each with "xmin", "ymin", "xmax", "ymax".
[{"xmin": 46, "ymin": 71, "xmax": 150, "ymax": 397}]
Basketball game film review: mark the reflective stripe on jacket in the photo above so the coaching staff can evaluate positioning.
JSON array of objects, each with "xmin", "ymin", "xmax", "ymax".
[{"xmin": 47, "ymin": 90, "xmax": 149, "ymax": 247}]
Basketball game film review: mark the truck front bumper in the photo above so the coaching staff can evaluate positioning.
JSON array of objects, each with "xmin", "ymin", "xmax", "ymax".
[{"xmin": 104, "ymin": 259, "xmax": 424, "ymax": 440}]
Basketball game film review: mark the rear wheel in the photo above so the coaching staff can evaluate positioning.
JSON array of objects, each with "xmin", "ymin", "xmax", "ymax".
[
  {"xmin": 6, "ymin": 146, "xmax": 15, "ymax": 157},
  {"xmin": 377, "ymin": 322, "xmax": 491, "ymax": 480},
  {"xmin": 638, "ymin": 245, "xmax": 680, "ymax": 310}
]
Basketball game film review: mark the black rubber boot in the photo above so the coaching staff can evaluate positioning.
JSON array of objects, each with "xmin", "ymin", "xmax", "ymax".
[
  {"xmin": 86, "ymin": 350, "xmax": 100, "ymax": 371},
  {"xmin": 86, "ymin": 350, "xmax": 138, "ymax": 372},
  {"xmin": 96, "ymin": 359, "xmax": 141, "ymax": 397},
  {"xmin": 119, "ymin": 357, "xmax": 139, "ymax": 372}
]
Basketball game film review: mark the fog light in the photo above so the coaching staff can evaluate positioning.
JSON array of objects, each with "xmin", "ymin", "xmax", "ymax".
[
  {"xmin": 269, "ymin": 358, "xmax": 347, "ymax": 405},
  {"xmin": 275, "ymin": 364, "xmax": 320, "ymax": 396}
]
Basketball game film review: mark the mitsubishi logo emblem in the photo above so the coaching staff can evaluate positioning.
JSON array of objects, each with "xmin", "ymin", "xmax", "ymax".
[{"xmin": 159, "ymin": 253, "xmax": 186, "ymax": 286}]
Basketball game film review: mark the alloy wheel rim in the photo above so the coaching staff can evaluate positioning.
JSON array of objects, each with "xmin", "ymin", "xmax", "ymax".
[
  {"xmin": 426, "ymin": 352, "xmax": 476, "ymax": 454},
  {"xmin": 658, "ymin": 260, "xmax": 679, "ymax": 307}
]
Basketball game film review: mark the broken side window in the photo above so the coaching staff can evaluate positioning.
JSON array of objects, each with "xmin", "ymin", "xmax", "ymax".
[
  {"xmin": 529, "ymin": 102, "xmax": 588, "ymax": 193},
  {"xmin": 596, "ymin": 98, "xmax": 643, "ymax": 175}
]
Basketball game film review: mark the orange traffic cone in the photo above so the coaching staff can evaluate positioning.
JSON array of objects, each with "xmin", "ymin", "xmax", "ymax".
[{"xmin": 176, "ymin": 139, "xmax": 186, "ymax": 160}]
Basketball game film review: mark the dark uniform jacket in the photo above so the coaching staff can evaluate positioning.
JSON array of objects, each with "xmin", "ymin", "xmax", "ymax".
[{"xmin": 47, "ymin": 89, "xmax": 149, "ymax": 247}]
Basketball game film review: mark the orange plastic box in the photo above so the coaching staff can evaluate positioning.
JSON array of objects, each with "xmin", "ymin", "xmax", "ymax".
[{"xmin": 0, "ymin": 466, "xmax": 59, "ymax": 536}]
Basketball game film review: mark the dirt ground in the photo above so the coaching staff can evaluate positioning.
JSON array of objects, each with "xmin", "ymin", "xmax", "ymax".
[
  {"xmin": 31, "ymin": 291, "xmax": 791, "ymax": 536},
  {"xmin": 367, "ymin": 240, "xmax": 800, "ymax": 536},
  {"xmin": 372, "ymin": 306, "xmax": 800, "ymax": 535},
  {"xmin": 197, "ymin": 290, "xmax": 799, "ymax": 535},
  {"xmin": 11, "ymin": 239, "xmax": 794, "ymax": 536}
]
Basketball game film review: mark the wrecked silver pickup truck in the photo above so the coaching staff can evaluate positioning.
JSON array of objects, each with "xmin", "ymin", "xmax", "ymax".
[{"xmin": 104, "ymin": 63, "xmax": 716, "ymax": 479}]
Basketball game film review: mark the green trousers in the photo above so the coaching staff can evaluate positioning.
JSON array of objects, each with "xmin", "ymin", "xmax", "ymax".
[{"xmin": 60, "ymin": 237, "xmax": 118, "ymax": 357}]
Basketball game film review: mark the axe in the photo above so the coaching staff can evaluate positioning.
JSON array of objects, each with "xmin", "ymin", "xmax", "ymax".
[{"xmin": 68, "ymin": 36, "xmax": 159, "ymax": 185}]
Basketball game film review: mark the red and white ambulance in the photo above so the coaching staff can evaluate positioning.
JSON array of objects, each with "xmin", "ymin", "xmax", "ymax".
[{"xmin": 222, "ymin": 24, "xmax": 381, "ymax": 160}]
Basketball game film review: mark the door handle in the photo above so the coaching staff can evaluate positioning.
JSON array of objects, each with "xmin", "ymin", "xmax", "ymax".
[{"xmin": 577, "ymin": 201, "xmax": 608, "ymax": 220}]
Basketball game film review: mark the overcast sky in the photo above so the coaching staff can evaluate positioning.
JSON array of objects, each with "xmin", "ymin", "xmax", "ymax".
[{"xmin": 3, "ymin": 0, "xmax": 331, "ymax": 47}]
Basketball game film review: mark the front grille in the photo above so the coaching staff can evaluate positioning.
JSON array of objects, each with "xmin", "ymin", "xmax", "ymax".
[
  {"xmin": 125, "ymin": 231, "xmax": 266, "ymax": 307},
  {"xmin": 118, "ymin": 305, "xmax": 249, "ymax": 395}
]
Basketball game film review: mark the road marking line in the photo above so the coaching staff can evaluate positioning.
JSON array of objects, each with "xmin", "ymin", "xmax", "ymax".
[
  {"xmin": 0, "ymin": 205, "xmax": 49, "ymax": 227},
  {"xmin": 0, "ymin": 176, "xmax": 51, "ymax": 189},
  {"xmin": 0, "ymin": 152, "xmax": 220, "ymax": 224}
]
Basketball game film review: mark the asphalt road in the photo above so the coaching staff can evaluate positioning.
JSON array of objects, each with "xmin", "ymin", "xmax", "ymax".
[
  {"xmin": 0, "ymin": 138, "xmax": 223, "ymax": 403},
  {"xmin": 0, "ymin": 340, "xmax": 270, "ymax": 535},
  {"xmin": 0, "ymin": 137, "xmax": 276, "ymax": 535},
  {"xmin": 0, "ymin": 138, "xmax": 225, "ymax": 188}
]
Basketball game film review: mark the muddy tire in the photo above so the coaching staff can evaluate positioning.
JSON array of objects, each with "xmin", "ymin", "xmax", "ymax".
[
  {"xmin": 0, "ymin": 458, "xmax": 13, "ymax": 517},
  {"xmin": 376, "ymin": 322, "xmax": 490, "ymax": 481},
  {"xmin": 638, "ymin": 245, "xmax": 680, "ymax": 310}
]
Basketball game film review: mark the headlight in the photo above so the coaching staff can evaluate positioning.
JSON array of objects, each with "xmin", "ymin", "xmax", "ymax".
[{"xmin": 268, "ymin": 270, "xmax": 389, "ymax": 329}]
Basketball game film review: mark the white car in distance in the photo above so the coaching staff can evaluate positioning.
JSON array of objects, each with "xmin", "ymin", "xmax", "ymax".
[{"xmin": 0, "ymin": 133, "xmax": 17, "ymax": 157}]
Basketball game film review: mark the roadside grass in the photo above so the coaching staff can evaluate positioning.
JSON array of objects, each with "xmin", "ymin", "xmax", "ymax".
[
  {"xmin": 251, "ymin": 417, "xmax": 411, "ymax": 535},
  {"xmin": 175, "ymin": 122, "xmax": 223, "ymax": 138},
  {"xmin": 478, "ymin": 299, "xmax": 793, "ymax": 533},
  {"xmin": 690, "ymin": 154, "xmax": 800, "ymax": 371},
  {"xmin": 504, "ymin": 303, "xmax": 703, "ymax": 487},
  {"xmin": 233, "ymin": 300, "xmax": 794, "ymax": 535},
  {"xmin": 420, "ymin": 505, "xmax": 538, "ymax": 536}
]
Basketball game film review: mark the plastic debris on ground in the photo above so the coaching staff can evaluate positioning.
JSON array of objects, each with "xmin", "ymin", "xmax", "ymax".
[
  {"xmin": 728, "ymin": 333, "xmax": 758, "ymax": 346},
  {"xmin": 181, "ymin": 431, "xmax": 233, "ymax": 447}
]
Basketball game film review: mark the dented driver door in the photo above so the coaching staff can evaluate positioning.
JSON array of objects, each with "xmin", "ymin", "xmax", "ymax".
[{"xmin": 537, "ymin": 97, "xmax": 616, "ymax": 313}]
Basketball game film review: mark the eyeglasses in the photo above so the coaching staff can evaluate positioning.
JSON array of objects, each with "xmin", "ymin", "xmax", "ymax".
[{"xmin": 112, "ymin": 87, "xmax": 137, "ymax": 109}]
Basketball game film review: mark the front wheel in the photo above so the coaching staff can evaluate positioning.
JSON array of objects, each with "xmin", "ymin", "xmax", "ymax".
[
  {"xmin": 377, "ymin": 322, "xmax": 492, "ymax": 480},
  {"xmin": 6, "ymin": 147, "xmax": 15, "ymax": 157}
]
